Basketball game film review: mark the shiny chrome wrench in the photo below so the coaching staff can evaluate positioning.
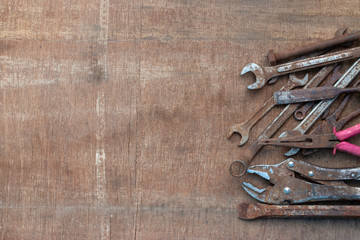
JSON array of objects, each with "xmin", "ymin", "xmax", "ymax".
[
  {"xmin": 280, "ymin": 58, "xmax": 360, "ymax": 156},
  {"xmin": 241, "ymin": 46, "xmax": 360, "ymax": 90},
  {"xmin": 228, "ymin": 74, "xmax": 309, "ymax": 146}
]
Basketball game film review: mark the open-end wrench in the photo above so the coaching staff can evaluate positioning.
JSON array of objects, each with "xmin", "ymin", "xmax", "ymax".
[
  {"xmin": 281, "ymin": 58, "xmax": 360, "ymax": 157},
  {"xmin": 241, "ymin": 46, "xmax": 360, "ymax": 90},
  {"xmin": 294, "ymin": 65, "xmax": 343, "ymax": 120},
  {"xmin": 229, "ymin": 65, "xmax": 336, "ymax": 177},
  {"xmin": 228, "ymin": 74, "xmax": 309, "ymax": 146}
]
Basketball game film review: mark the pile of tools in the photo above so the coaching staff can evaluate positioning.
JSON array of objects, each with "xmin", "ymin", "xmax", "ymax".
[{"xmin": 228, "ymin": 28, "xmax": 360, "ymax": 220}]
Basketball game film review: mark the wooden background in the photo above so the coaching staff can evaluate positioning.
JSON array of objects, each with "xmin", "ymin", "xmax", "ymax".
[{"xmin": 1, "ymin": 0, "xmax": 360, "ymax": 239}]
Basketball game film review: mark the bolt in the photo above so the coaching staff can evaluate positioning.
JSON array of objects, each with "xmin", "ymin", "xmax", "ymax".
[
  {"xmin": 283, "ymin": 187, "xmax": 291, "ymax": 194},
  {"xmin": 308, "ymin": 171, "xmax": 314, "ymax": 177},
  {"xmin": 288, "ymin": 161, "xmax": 294, "ymax": 168}
]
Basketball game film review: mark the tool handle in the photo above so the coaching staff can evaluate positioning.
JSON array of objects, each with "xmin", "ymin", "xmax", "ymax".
[
  {"xmin": 275, "ymin": 47, "xmax": 360, "ymax": 74},
  {"xmin": 288, "ymin": 159, "xmax": 360, "ymax": 180},
  {"xmin": 333, "ymin": 123, "xmax": 360, "ymax": 141},
  {"xmin": 333, "ymin": 141, "xmax": 360, "ymax": 157},
  {"xmin": 335, "ymin": 109, "xmax": 360, "ymax": 130}
]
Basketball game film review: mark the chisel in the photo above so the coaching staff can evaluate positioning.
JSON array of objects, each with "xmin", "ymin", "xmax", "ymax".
[{"xmin": 274, "ymin": 86, "xmax": 360, "ymax": 104}]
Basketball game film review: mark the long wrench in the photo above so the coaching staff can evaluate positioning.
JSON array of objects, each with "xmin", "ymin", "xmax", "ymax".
[
  {"xmin": 229, "ymin": 65, "xmax": 335, "ymax": 177},
  {"xmin": 282, "ymin": 58, "xmax": 360, "ymax": 157},
  {"xmin": 241, "ymin": 46, "xmax": 360, "ymax": 90},
  {"xmin": 228, "ymin": 74, "xmax": 309, "ymax": 146}
]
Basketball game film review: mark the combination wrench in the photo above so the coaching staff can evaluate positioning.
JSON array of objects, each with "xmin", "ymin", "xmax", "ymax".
[
  {"xmin": 279, "ymin": 58, "xmax": 360, "ymax": 157},
  {"xmin": 241, "ymin": 46, "xmax": 360, "ymax": 90},
  {"xmin": 228, "ymin": 74, "xmax": 309, "ymax": 146},
  {"xmin": 229, "ymin": 65, "xmax": 336, "ymax": 177}
]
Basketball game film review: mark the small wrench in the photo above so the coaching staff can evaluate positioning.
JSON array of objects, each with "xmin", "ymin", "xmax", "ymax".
[
  {"xmin": 241, "ymin": 46, "xmax": 360, "ymax": 90},
  {"xmin": 228, "ymin": 74, "xmax": 309, "ymax": 146},
  {"xmin": 294, "ymin": 65, "xmax": 343, "ymax": 120},
  {"xmin": 229, "ymin": 65, "xmax": 336, "ymax": 177},
  {"xmin": 281, "ymin": 58, "xmax": 360, "ymax": 157}
]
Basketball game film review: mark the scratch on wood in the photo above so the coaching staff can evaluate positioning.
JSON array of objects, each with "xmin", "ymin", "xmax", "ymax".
[{"xmin": 95, "ymin": 0, "xmax": 110, "ymax": 239}]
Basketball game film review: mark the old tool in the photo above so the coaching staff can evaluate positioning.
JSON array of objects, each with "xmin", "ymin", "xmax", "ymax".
[
  {"xmin": 229, "ymin": 66, "xmax": 336, "ymax": 177},
  {"xmin": 241, "ymin": 46, "xmax": 360, "ymax": 90},
  {"xmin": 294, "ymin": 65, "xmax": 343, "ymax": 120},
  {"xmin": 302, "ymin": 94, "xmax": 352, "ymax": 156},
  {"xmin": 267, "ymin": 30, "xmax": 360, "ymax": 65},
  {"xmin": 238, "ymin": 203, "xmax": 360, "ymax": 220},
  {"xmin": 278, "ymin": 59, "xmax": 360, "ymax": 156},
  {"xmin": 274, "ymin": 86, "xmax": 360, "ymax": 104},
  {"xmin": 242, "ymin": 158, "xmax": 360, "ymax": 204},
  {"xmin": 227, "ymin": 74, "xmax": 309, "ymax": 146},
  {"xmin": 259, "ymin": 123, "xmax": 360, "ymax": 157},
  {"xmin": 301, "ymin": 79, "xmax": 360, "ymax": 155}
]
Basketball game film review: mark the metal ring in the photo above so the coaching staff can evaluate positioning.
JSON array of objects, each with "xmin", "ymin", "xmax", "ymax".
[
  {"xmin": 294, "ymin": 110, "xmax": 305, "ymax": 121},
  {"xmin": 229, "ymin": 160, "xmax": 247, "ymax": 178}
]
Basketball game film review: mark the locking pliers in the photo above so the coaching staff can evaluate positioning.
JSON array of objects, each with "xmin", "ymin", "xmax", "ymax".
[{"xmin": 242, "ymin": 158, "xmax": 360, "ymax": 204}]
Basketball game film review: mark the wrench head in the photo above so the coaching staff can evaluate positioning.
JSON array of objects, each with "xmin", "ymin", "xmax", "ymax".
[
  {"xmin": 227, "ymin": 123, "xmax": 249, "ymax": 146},
  {"xmin": 241, "ymin": 63, "xmax": 266, "ymax": 90},
  {"xmin": 289, "ymin": 73, "xmax": 309, "ymax": 87}
]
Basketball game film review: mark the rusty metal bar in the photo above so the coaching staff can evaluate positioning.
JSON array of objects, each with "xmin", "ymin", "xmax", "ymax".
[
  {"xmin": 238, "ymin": 203, "xmax": 360, "ymax": 220},
  {"xmin": 267, "ymin": 31, "xmax": 360, "ymax": 65}
]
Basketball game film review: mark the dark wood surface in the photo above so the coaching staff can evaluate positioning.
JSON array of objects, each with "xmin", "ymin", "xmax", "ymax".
[{"xmin": 1, "ymin": 0, "xmax": 360, "ymax": 239}]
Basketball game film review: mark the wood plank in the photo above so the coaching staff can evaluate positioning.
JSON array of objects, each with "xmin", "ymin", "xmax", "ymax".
[{"xmin": 1, "ymin": 0, "xmax": 360, "ymax": 239}]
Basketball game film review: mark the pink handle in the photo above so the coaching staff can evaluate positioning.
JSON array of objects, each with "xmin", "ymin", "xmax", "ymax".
[
  {"xmin": 333, "ymin": 123, "xmax": 360, "ymax": 141},
  {"xmin": 333, "ymin": 141, "xmax": 360, "ymax": 157}
]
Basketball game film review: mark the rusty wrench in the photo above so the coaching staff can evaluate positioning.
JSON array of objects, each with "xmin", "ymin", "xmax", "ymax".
[
  {"xmin": 229, "ymin": 65, "xmax": 335, "ymax": 177},
  {"xmin": 281, "ymin": 58, "xmax": 360, "ymax": 157},
  {"xmin": 241, "ymin": 46, "xmax": 360, "ymax": 90},
  {"xmin": 228, "ymin": 74, "xmax": 309, "ymax": 146}
]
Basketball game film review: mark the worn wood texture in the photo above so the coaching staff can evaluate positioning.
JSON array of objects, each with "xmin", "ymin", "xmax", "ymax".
[{"xmin": 1, "ymin": 0, "xmax": 360, "ymax": 239}]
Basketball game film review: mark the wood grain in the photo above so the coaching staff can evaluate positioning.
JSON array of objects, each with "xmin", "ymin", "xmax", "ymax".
[{"xmin": 0, "ymin": 0, "xmax": 360, "ymax": 239}]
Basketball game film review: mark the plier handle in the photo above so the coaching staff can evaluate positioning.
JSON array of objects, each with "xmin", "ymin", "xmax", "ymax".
[{"xmin": 258, "ymin": 123, "xmax": 360, "ymax": 157}]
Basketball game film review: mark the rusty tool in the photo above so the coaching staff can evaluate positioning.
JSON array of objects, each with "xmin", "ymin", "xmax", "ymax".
[
  {"xmin": 259, "ymin": 123, "xmax": 360, "ymax": 157},
  {"xmin": 227, "ymin": 74, "xmax": 309, "ymax": 146},
  {"xmin": 274, "ymin": 86, "xmax": 360, "ymax": 104},
  {"xmin": 279, "ymin": 59, "xmax": 360, "ymax": 157},
  {"xmin": 294, "ymin": 65, "xmax": 343, "ymax": 120},
  {"xmin": 241, "ymin": 46, "xmax": 360, "ymax": 90},
  {"xmin": 229, "ymin": 65, "xmax": 336, "ymax": 177},
  {"xmin": 301, "ymin": 79, "xmax": 360, "ymax": 156},
  {"xmin": 267, "ymin": 30, "xmax": 360, "ymax": 65},
  {"xmin": 302, "ymin": 95, "xmax": 353, "ymax": 156},
  {"xmin": 238, "ymin": 203, "xmax": 360, "ymax": 220},
  {"xmin": 242, "ymin": 158, "xmax": 360, "ymax": 204}
]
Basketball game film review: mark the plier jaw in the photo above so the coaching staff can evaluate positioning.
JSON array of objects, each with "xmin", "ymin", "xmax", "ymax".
[{"xmin": 242, "ymin": 159, "xmax": 296, "ymax": 204}]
